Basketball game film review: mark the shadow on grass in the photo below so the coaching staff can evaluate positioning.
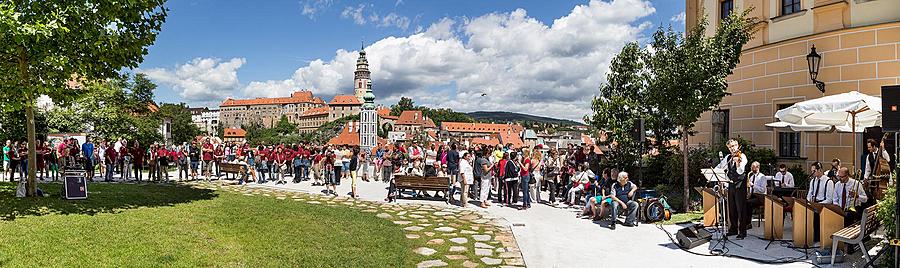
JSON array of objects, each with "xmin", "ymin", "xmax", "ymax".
[{"xmin": 0, "ymin": 182, "xmax": 217, "ymax": 221}]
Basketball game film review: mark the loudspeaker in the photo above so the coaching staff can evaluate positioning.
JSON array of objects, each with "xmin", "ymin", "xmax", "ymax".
[
  {"xmin": 676, "ymin": 225, "xmax": 712, "ymax": 249},
  {"xmin": 883, "ymin": 85, "xmax": 900, "ymax": 132}
]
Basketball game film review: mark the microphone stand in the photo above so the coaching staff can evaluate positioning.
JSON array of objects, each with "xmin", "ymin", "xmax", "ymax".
[{"xmin": 708, "ymin": 160, "xmax": 742, "ymax": 256}]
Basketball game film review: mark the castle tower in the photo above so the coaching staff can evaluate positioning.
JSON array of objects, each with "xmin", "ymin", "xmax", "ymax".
[
  {"xmin": 359, "ymin": 80, "xmax": 377, "ymax": 150},
  {"xmin": 354, "ymin": 45, "xmax": 370, "ymax": 102}
]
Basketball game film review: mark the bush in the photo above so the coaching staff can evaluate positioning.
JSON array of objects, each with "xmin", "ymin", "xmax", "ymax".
[
  {"xmin": 787, "ymin": 164, "xmax": 810, "ymax": 190},
  {"xmin": 876, "ymin": 173, "xmax": 896, "ymax": 267}
]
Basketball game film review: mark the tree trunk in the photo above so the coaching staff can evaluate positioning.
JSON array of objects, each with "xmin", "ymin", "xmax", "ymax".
[
  {"xmin": 18, "ymin": 44, "xmax": 36, "ymax": 197},
  {"xmin": 682, "ymin": 131, "xmax": 690, "ymax": 213},
  {"xmin": 26, "ymin": 105, "xmax": 37, "ymax": 197}
]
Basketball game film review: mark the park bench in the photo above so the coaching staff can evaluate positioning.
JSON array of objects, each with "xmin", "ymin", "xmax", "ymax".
[
  {"xmin": 393, "ymin": 175, "xmax": 449, "ymax": 200},
  {"xmin": 218, "ymin": 162, "xmax": 243, "ymax": 180},
  {"xmin": 830, "ymin": 203, "xmax": 880, "ymax": 265}
]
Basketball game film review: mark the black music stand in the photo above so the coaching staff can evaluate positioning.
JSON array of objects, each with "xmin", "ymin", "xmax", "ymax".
[{"xmin": 702, "ymin": 168, "xmax": 742, "ymax": 255}]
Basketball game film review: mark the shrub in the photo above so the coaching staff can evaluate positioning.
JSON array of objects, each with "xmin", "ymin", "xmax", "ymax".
[{"xmin": 876, "ymin": 173, "xmax": 896, "ymax": 267}]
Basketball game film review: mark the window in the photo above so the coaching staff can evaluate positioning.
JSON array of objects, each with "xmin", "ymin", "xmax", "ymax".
[
  {"xmin": 711, "ymin": 109, "xmax": 730, "ymax": 146},
  {"xmin": 720, "ymin": 0, "xmax": 734, "ymax": 21},
  {"xmin": 777, "ymin": 104, "xmax": 801, "ymax": 157},
  {"xmin": 781, "ymin": 0, "xmax": 802, "ymax": 15}
]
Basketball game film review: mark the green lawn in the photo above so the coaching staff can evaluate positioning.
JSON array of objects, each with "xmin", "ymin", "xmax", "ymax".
[
  {"xmin": 0, "ymin": 182, "xmax": 419, "ymax": 267},
  {"xmin": 660, "ymin": 211, "xmax": 704, "ymax": 225}
]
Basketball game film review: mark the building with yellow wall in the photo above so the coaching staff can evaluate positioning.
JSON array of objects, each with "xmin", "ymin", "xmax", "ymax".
[{"xmin": 686, "ymin": 0, "xmax": 900, "ymax": 167}]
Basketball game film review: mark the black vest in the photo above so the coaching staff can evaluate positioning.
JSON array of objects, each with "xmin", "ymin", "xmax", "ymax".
[{"xmin": 727, "ymin": 157, "xmax": 746, "ymax": 188}]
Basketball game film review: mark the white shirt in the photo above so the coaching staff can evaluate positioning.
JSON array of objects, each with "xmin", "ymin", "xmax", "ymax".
[
  {"xmin": 863, "ymin": 150, "xmax": 890, "ymax": 179},
  {"xmin": 747, "ymin": 172, "xmax": 767, "ymax": 194},
  {"xmin": 459, "ymin": 158, "xmax": 474, "ymax": 184},
  {"xmin": 833, "ymin": 178, "xmax": 868, "ymax": 210},
  {"xmin": 715, "ymin": 153, "xmax": 748, "ymax": 178},
  {"xmin": 806, "ymin": 175, "xmax": 834, "ymax": 203},
  {"xmin": 774, "ymin": 171, "xmax": 795, "ymax": 188}
]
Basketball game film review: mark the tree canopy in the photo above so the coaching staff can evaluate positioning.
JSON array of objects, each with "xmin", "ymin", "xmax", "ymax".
[
  {"xmin": 389, "ymin": 97, "xmax": 474, "ymax": 124},
  {"xmin": 0, "ymin": 0, "xmax": 167, "ymax": 196}
]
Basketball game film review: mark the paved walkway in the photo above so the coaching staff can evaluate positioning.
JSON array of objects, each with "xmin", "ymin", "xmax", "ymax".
[{"xmin": 44, "ymin": 172, "xmax": 879, "ymax": 267}]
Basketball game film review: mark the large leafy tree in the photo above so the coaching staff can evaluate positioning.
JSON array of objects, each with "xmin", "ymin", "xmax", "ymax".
[
  {"xmin": 0, "ymin": 0, "xmax": 167, "ymax": 196},
  {"xmin": 646, "ymin": 11, "xmax": 756, "ymax": 211},
  {"xmin": 587, "ymin": 43, "xmax": 675, "ymax": 176},
  {"xmin": 155, "ymin": 103, "xmax": 200, "ymax": 145},
  {"xmin": 389, "ymin": 97, "xmax": 474, "ymax": 124}
]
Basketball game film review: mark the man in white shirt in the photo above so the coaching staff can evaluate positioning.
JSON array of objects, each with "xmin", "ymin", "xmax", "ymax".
[
  {"xmin": 773, "ymin": 164, "xmax": 795, "ymax": 188},
  {"xmin": 833, "ymin": 167, "xmax": 868, "ymax": 226},
  {"xmin": 862, "ymin": 138, "xmax": 891, "ymax": 180},
  {"xmin": 806, "ymin": 162, "xmax": 834, "ymax": 204},
  {"xmin": 714, "ymin": 139, "xmax": 749, "ymax": 238},
  {"xmin": 459, "ymin": 152, "xmax": 474, "ymax": 208},
  {"xmin": 745, "ymin": 161, "xmax": 767, "ymax": 228}
]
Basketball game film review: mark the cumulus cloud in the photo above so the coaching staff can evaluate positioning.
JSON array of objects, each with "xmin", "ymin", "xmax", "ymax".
[
  {"xmin": 248, "ymin": 0, "xmax": 656, "ymax": 120},
  {"xmin": 300, "ymin": 0, "xmax": 334, "ymax": 19},
  {"xmin": 671, "ymin": 12, "xmax": 686, "ymax": 24},
  {"xmin": 340, "ymin": 4, "xmax": 412, "ymax": 31},
  {"xmin": 141, "ymin": 57, "xmax": 245, "ymax": 103}
]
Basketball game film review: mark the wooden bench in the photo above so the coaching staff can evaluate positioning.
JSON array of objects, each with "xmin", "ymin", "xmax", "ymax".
[
  {"xmin": 393, "ymin": 175, "xmax": 450, "ymax": 200},
  {"xmin": 830, "ymin": 204, "xmax": 879, "ymax": 265},
  {"xmin": 218, "ymin": 163, "xmax": 243, "ymax": 180}
]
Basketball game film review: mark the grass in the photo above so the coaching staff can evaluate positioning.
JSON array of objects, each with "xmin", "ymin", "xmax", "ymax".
[
  {"xmin": 661, "ymin": 211, "xmax": 704, "ymax": 225},
  {"xmin": 0, "ymin": 182, "xmax": 420, "ymax": 267}
]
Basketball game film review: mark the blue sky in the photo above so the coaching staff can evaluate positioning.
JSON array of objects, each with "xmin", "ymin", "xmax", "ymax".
[{"xmin": 140, "ymin": 0, "xmax": 685, "ymax": 120}]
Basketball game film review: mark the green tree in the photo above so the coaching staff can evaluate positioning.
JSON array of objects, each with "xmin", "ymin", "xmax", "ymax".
[
  {"xmin": 274, "ymin": 115, "xmax": 298, "ymax": 135},
  {"xmin": 0, "ymin": 1, "xmax": 167, "ymax": 196},
  {"xmin": 155, "ymin": 103, "xmax": 201, "ymax": 145},
  {"xmin": 0, "ymin": 109, "xmax": 48, "ymax": 142},
  {"xmin": 645, "ymin": 11, "xmax": 756, "ymax": 211},
  {"xmin": 390, "ymin": 97, "xmax": 416, "ymax": 116}
]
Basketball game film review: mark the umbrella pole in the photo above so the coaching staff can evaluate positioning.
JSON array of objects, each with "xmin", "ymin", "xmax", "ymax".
[
  {"xmin": 816, "ymin": 132, "xmax": 820, "ymax": 162},
  {"xmin": 852, "ymin": 113, "xmax": 857, "ymax": 176}
]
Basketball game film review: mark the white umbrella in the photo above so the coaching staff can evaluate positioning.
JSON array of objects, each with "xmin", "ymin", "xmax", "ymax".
[
  {"xmin": 771, "ymin": 91, "xmax": 882, "ymax": 169},
  {"xmin": 764, "ymin": 121, "xmax": 834, "ymax": 162}
]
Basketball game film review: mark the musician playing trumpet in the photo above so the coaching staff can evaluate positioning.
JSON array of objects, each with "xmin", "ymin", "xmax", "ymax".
[
  {"xmin": 833, "ymin": 167, "xmax": 868, "ymax": 226},
  {"xmin": 715, "ymin": 139, "xmax": 749, "ymax": 239}
]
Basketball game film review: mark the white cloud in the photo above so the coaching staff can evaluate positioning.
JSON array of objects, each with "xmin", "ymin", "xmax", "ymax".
[
  {"xmin": 141, "ymin": 57, "xmax": 245, "ymax": 103},
  {"xmin": 340, "ymin": 4, "xmax": 412, "ymax": 31},
  {"xmin": 671, "ymin": 12, "xmax": 686, "ymax": 24},
  {"xmin": 300, "ymin": 0, "xmax": 334, "ymax": 19},
  {"xmin": 247, "ymin": 0, "xmax": 656, "ymax": 121},
  {"xmin": 341, "ymin": 4, "xmax": 368, "ymax": 25}
]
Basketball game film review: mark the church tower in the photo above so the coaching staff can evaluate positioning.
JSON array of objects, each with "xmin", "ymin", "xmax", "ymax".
[
  {"xmin": 354, "ymin": 45, "xmax": 370, "ymax": 102},
  {"xmin": 359, "ymin": 81, "xmax": 377, "ymax": 150}
]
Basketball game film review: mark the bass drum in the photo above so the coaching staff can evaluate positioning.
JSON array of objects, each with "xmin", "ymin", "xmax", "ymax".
[{"xmin": 641, "ymin": 198, "xmax": 669, "ymax": 223}]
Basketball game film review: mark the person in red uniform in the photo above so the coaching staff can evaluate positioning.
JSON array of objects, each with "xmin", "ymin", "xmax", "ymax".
[
  {"xmin": 104, "ymin": 144, "xmax": 117, "ymax": 182},
  {"xmin": 201, "ymin": 139, "xmax": 214, "ymax": 179},
  {"xmin": 214, "ymin": 143, "xmax": 224, "ymax": 178},
  {"xmin": 157, "ymin": 145, "xmax": 170, "ymax": 182}
]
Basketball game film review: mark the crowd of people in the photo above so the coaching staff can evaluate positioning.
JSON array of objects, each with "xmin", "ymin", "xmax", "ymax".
[{"xmin": 2, "ymin": 136, "xmax": 640, "ymax": 227}]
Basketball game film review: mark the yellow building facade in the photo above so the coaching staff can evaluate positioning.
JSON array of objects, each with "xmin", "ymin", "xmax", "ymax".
[{"xmin": 687, "ymin": 0, "xmax": 900, "ymax": 166}]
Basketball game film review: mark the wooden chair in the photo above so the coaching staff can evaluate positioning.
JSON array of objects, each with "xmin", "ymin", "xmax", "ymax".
[{"xmin": 830, "ymin": 204, "xmax": 880, "ymax": 266}]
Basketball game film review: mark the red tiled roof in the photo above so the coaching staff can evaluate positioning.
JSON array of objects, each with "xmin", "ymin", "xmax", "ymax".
[
  {"xmin": 327, "ymin": 121, "xmax": 387, "ymax": 146},
  {"xmin": 440, "ymin": 122, "xmax": 524, "ymax": 134},
  {"xmin": 377, "ymin": 107, "xmax": 392, "ymax": 117},
  {"xmin": 397, "ymin": 110, "xmax": 429, "ymax": 125},
  {"xmin": 424, "ymin": 118, "xmax": 436, "ymax": 129},
  {"xmin": 380, "ymin": 114, "xmax": 399, "ymax": 120},
  {"xmin": 471, "ymin": 136, "xmax": 500, "ymax": 147},
  {"xmin": 328, "ymin": 122, "xmax": 360, "ymax": 146},
  {"xmin": 221, "ymin": 91, "xmax": 324, "ymax": 106},
  {"xmin": 330, "ymin": 95, "xmax": 361, "ymax": 105},
  {"xmin": 224, "ymin": 128, "xmax": 246, "ymax": 138},
  {"xmin": 301, "ymin": 106, "xmax": 330, "ymax": 116},
  {"xmin": 581, "ymin": 134, "xmax": 594, "ymax": 145},
  {"xmin": 499, "ymin": 130, "xmax": 524, "ymax": 148}
]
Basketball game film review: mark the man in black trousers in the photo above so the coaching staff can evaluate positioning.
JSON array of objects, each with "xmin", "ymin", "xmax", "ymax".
[{"xmin": 716, "ymin": 139, "xmax": 749, "ymax": 239}]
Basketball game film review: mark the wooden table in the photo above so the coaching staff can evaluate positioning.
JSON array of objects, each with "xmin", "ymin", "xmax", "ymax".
[
  {"xmin": 764, "ymin": 195, "xmax": 787, "ymax": 240},
  {"xmin": 695, "ymin": 187, "xmax": 719, "ymax": 227},
  {"xmin": 813, "ymin": 203, "xmax": 846, "ymax": 249},
  {"xmin": 792, "ymin": 199, "xmax": 817, "ymax": 248}
]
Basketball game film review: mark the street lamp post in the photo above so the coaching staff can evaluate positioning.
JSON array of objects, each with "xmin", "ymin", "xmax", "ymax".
[{"xmin": 806, "ymin": 45, "xmax": 825, "ymax": 93}]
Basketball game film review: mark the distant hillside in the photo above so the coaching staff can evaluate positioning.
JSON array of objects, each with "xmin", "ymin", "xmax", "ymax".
[{"xmin": 466, "ymin": 111, "xmax": 585, "ymax": 126}]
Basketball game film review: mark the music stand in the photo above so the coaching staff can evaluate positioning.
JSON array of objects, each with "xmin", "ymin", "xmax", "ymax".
[{"xmin": 701, "ymin": 168, "xmax": 741, "ymax": 254}]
